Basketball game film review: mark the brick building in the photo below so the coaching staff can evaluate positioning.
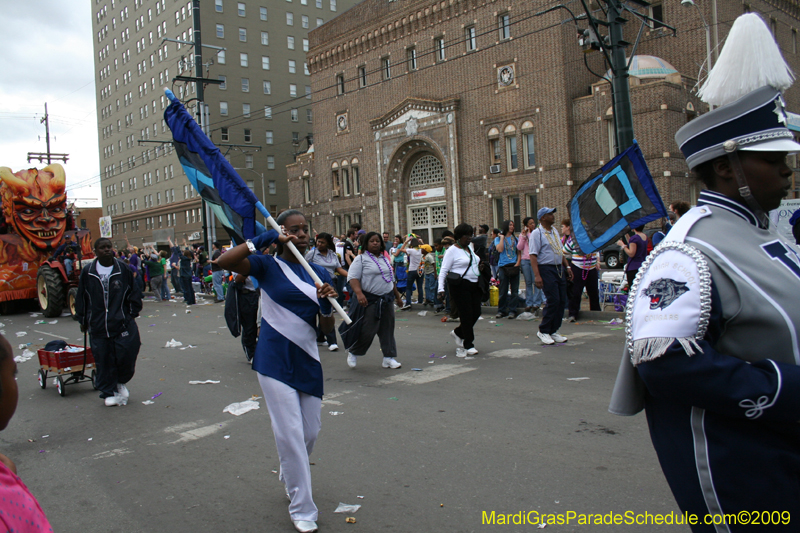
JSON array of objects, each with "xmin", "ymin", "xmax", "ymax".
[{"xmin": 288, "ymin": 0, "xmax": 800, "ymax": 240}]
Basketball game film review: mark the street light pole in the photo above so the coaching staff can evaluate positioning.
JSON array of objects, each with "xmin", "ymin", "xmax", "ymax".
[{"xmin": 233, "ymin": 167, "xmax": 268, "ymax": 226}]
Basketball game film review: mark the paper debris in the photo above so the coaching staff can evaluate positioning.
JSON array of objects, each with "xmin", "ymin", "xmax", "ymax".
[
  {"xmin": 188, "ymin": 380, "xmax": 220, "ymax": 385},
  {"xmin": 48, "ymin": 320, "xmax": 58, "ymax": 325},
  {"xmin": 489, "ymin": 320, "xmax": 496, "ymax": 324},
  {"xmin": 165, "ymin": 339, "xmax": 183, "ymax": 348},
  {"xmin": 428, "ymin": 360, "xmax": 435, "ymax": 364},
  {"xmin": 224, "ymin": 435, "xmax": 230, "ymax": 439},
  {"xmin": 35, "ymin": 320, "xmax": 47, "ymax": 325},
  {"xmin": 567, "ymin": 377, "xmax": 590, "ymax": 381},
  {"xmin": 538, "ymin": 524, "xmax": 547, "ymax": 529},
  {"xmin": 15, "ymin": 332, "xmax": 27, "ymax": 337},
  {"xmin": 357, "ymin": 495, "xmax": 364, "ymax": 499},
  {"xmin": 334, "ymin": 503, "xmax": 362, "ymax": 513},
  {"xmin": 329, "ymin": 411, "xmax": 343, "ymax": 416},
  {"xmin": 41, "ymin": 435, "xmax": 49, "ymax": 438},
  {"xmin": 417, "ymin": 311, "xmax": 428, "ymax": 316},
  {"xmin": 516, "ymin": 312, "xmax": 536, "ymax": 321},
  {"xmin": 14, "ymin": 349, "xmax": 35, "ymax": 363},
  {"xmin": 0, "ymin": 323, "xmax": 4, "ymax": 328},
  {"xmin": 608, "ymin": 318, "xmax": 623, "ymax": 325},
  {"xmin": 88, "ymin": 438, "xmax": 93, "ymax": 441},
  {"xmin": 477, "ymin": 316, "xmax": 484, "ymax": 320},
  {"xmin": 29, "ymin": 313, "xmax": 41, "ymax": 318},
  {"xmin": 223, "ymin": 399, "xmax": 260, "ymax": 416},
  {"xmin": 142, "ymin": 400, "xmax": 155, "ymax": 405},
  {"xmin": 172, "ymin": 313, "xmax": 177, "ymax": 317}
]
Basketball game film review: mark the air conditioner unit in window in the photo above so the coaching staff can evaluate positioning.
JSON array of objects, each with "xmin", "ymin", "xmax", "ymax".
[
  {"xmin": 489, "ymin": 164, "xmax": 501, "ymax": 174},
  {"xmin": 332, "ymin": 189, "xmax": 340, "ymax": 197}
]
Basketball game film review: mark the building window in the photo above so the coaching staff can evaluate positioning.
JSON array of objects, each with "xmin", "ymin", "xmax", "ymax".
[
  {"xmin": 260, "ymin": 6, "xmax": 267, "ymax": 20},
  {"xmin": 352, "ymin": 164, "xmax": 360, "ymax": 194},
  {"xmin": 505, "ymin": 135, "xmax": 518, "ymax": 170},
  {"xmin": 490, "ymin": 138, "xmax": 501, "ymax": 164},
  {"xmin": 264, "ymin": 105, "xmax": 272, "ymax": 118},
  {"xmin": 240, "ymin": 52, "xmax": 248, "ymax": 67},
  {"xmin": 267, "ymin": 156, "xmax": 275, "ymax": 169},
  {"xmin": 218, "ymin": 75, "xmax": 227, "ymax": 89},
  {"xmin": 336, "ymin": 73, "xmax": 345, "ymax": 94},
  {"xmin": 342, "ymin": 167, "xmax": 350, "ymax": 196},
  {"xmin": 241, "ymin": 77, "xmax": 249, "ymax": 92},
  {"xmin": 330, "ymin": 0, "xmax": 336, "ymax": 11},
  {"xmin": 215, "ymin": 0, "xmax": 223, "ymax": 12},
  {"xmin": 244, "ymin": 129, "xmax": 252, "ymax": 143},
  {"xmin": 510, "ymin": 196, "xmax": 521, "ymax": 231},
  {"xmin": 220, "ymin": 101, "xmax": 228, "ymax": 115},
  {"xmin": 493, "ymin": 197, "xmax": 504, "ymax": 228},
  {"xmin": 407, "ymin": 47, "xmax": 417, "ymax": 71},
  {"xmin": 239, "ymin": 27, "xmax": 247, "ymax": 42},
  {"xmin": 262, "ymin": 56, "xmax": 270, "ymax": 70},
  {"xmin": 358, "ymin": 66, "xmax": 366, "ymax": 87},
  {"xmin": 260, "ymin": 31, "xmax": 269, "ymax": 46},
  {"xmin": 246, "ymin": 179, "xmax": 255, "ymax": 191},
  {"xmin": 237, "ymin": 2, "xmax": 246, "ymax": 16},
  {"xmin": 243, "ymin": 103, "xmax": 251, "ymax": 117},
  {"xmin": 526, "ymin": 194, "xmax": 538, "ymax": 218},
  {"xmin": 303, "ymin": 178, "xmax": 311, "ymax": 203},
  {"xmin": 523, "ymin": 132, "xmax": 535, "ymax": 169},
  {"xmin": 498, "ymin": 13, "xmax": 511, "ymax": 40},
  {"xmin": 218, "ymin": 50, "xmax": 226, "ymax": 64},
  {"xmin": 305, "ymin": 85, "xmax": 312, "ymax": 99},
  {"xmin": 286, "ymin": 12, "xmax": 293, "ymax": 25},
  {"xmin": 435, "ymin": 37, "xmax": 445, "ymax": 61},
  {"xmin": 287, "ymin": 35, "xmax": 295, "ymax": 49},
  {"xmin": 290, "ymin": 83, "xmax": 297, "ymax": 97},
  {"xmin": 268, "ymin": 180, "xmax": 277, "ymax": 194},
  {"xmin": 245, "ymin": 154, "xmax": 253, "ymax": 168},
  {"xmin": 266, "ymin": 130, "xmax": 274, "ymax": 144},
  {"xmin": 216, "ymin": 24, "xmax": 224, "ymax": 38},
  {"xmin": 302, "ymin": 15, "xmax": 309, "ymax": 28},
  {"xmin": 288, "ymin": 60, "xmax": 296, "ymax": 73},
  {"xmin": 303, "ymin": 38, "xmax": 309, "ymax": 52},
  {"xmin": 316, "ymin": 17, "xmax": 323, "ymax": 27},
  {"xmin": 465, "ymin": 26, "xmax": 476, "ymax": 51},
  {"xmin": 306, "ymin": 109, "xmax": 313, "ymax": 122},
  {"xmin": 291, "ymin": 108, "xmax": 298, "ymax": 121},
  {"xmin": 382, "ymin": 57, "xmax": 390, "ymax": 79},
  {"xmin": 649, "ymin": 3, "xmax": 664, "ymax": 29}
]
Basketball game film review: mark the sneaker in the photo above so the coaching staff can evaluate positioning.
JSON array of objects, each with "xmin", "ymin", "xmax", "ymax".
[
  {"xmin": 537, "ymin": 331, "xmax": 555, "ymax": 345},
  {"xmin": 382, "ymin": 357, "xmax": 402, "ymax": 369},
  {"xmin": 328, "ymin": 343, "xmax": 339, "ymax": 352},
  {"xmin": 508, "ymin": 312, "xmax": 517, "ymax": 319},
  {"xmin": 450, "ymin": 330, "xmax": 464, "ymax": 348},
  {"xmin": 551, "ymin": 332, "xmax": 568, "ymax": 343},
  {"xmin": 495, "ymin": 312, "xmax": 507, "ymax": 319},
  {"xmin": 292, "ymin": 520, "xmax": 318, "ymax": 533},
  {"xmin": 347, "ymin": 353, "xmax": 357, "ymax": 368},
  {"xmin": 117, "ymin": 383, "xmax": 129, "ymax": 400},
  {"xmin": 466, "ymin": 347, "xmax": 479, "ymax": 355},
  {"xmin": 568, "ymin": 316, "xmax": 577, "ymax": 323},
  {"xmin": 400, "ymin": 304, "xmax": 412, "ymax": 311},
  {"xmin": 316, "ymin": 340, "xmax": 328, "ymax": 346},
  {"xmin": 104, "ymin": 394, "xmax": 123, "ymax": 407},
  {"xmin": 456, "ymin": 347, "xmax": 468, "ymax": 358}
]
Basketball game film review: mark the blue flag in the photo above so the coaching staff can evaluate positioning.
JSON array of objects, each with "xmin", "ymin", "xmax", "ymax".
[
  {"xmin": 163, "ymin": 90, "xmax": 266, "ymax": 244},
  {"xmin": 569, "ymin": 141, "xmax": 668, "ymax": 254}
]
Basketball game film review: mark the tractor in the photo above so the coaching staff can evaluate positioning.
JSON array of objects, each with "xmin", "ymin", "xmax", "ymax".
[{"xmin": 36, "ymin": 229, "xmax": 94, "ymax": 318}]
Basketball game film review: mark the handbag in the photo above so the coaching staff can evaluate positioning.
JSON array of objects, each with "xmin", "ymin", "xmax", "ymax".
[
  {"xmin": 501, "ymin": 264, "xmax": 520, "ymax": 277},
  {"xmin": 446, "ymin": 248, "xmax": 473, "ymax": 287}
]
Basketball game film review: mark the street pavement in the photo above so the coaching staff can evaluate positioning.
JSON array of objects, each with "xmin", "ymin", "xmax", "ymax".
[{"xmin": 0, "ymin": 297, "xmax": 684, "ymax": 532}]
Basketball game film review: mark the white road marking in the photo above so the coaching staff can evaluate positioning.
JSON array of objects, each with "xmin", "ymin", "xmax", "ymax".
[
  {"xmin": 485, "ymin": 349, "xmax": 541, "ymax": 358},
  {"xmin": 93, "ymin": 448, "xmax": 133, "ymax": 459},
  {"xmin": 32, "ymin": 330, "xmax": 70, "ymax": 339},
  {"xmin": 376, "ymin": 364, "xmax": 476, "ymax": 385},
  {"xmin": 566, "ymin": 332, "xmax": 611, "ymax": 339},
  {"xmin": 165, "ymin": 420, "xmax": 232, "ymax": 444}
]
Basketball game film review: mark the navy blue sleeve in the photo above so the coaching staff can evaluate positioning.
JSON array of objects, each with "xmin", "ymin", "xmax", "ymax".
[
  {"xmin": 637, "ymin": 282, "xmax": 800, "ymax": 422},
  {"xmin": 315, "ymin": 266, "xmax": 333, "ymax": 315},
  {"xmin": 247, "ymin": 253, "xmax": 273, "ymax": 288}
]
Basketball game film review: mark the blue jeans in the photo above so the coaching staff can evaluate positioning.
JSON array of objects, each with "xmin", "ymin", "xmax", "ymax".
[
  {"xmin": 212, "ymin": 270, "xmax": 224, "ymax": 301},
  {"xmin": 521, "ymin": 260, "xmax": 545, "ymax": 308},
  {"xmin": 406, "ymin": 270, "xmax": 423, "ymax": 305},
  {"xmin": 424, "ymin": 273, "xmax": 437, "ymax": 304},
  {"xmin": 64, "ymin": 258, "xmax": 73, "ymax": 277},
  {"xmin": 497, "ymin": 265, "xmax": 520, "ymax": 315},
  {"xmin": 161, "ymin": 274, "xmax": 170, "ymax": 300}
]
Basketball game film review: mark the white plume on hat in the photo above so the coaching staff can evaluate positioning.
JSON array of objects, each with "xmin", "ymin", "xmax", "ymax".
[{"xmin": 697, "ymin": 13, "xmax": 794, "ymax": 107}]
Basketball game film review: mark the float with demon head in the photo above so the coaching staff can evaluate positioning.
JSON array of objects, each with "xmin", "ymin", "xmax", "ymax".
[{"xmin": 0, "ymin": 164, "xmax": 93, "ymax": 316}]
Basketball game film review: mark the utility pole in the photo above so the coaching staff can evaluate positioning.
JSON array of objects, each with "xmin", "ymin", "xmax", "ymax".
[
  {"xmin": 27, "ymin": 103, "xmax": 69, "ymax": 164},
  {"xmin": 192, "ymin": 0, "xmax": 211, "ymax": 253}
]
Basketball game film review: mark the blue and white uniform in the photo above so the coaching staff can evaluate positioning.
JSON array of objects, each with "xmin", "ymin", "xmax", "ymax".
[
  {"xmin": 247, "ymin": 230, "xmax": 332, "ymax": 522},
  {"xmin": 610, "ymin": 191, "xmax": 800, "ymax": 531}
]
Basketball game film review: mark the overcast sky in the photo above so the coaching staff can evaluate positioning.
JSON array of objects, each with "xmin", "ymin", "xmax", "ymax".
[{"xmin": 0, "ymin": 1, "xmax": 100, "ymax": 205}]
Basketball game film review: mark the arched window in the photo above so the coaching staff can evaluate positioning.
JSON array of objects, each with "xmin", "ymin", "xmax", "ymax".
[
  {"xmin": 303, "ymin": 170, "xmax": 311, "ymax": 203},
  {"xmin": 408, "ymin": 154, "xmax": 444, "ymax": 189},
  {"xmin": 351, "ymin": 158, "xmax": 360, "ymax": 194},
  {"xmin": 331, "ymin": 162, "xmax": 340, "ymax": 194},
  {"xmin": 504, "ymin": 125, "xmax": 518, "ymax": 171},
  {"xmin": 341, "ymin": 159, "xmax": 350, "ymax": 196},
  {"xmin": 521, "ymin": 121, "xmax": 535, "ymax": 170}
]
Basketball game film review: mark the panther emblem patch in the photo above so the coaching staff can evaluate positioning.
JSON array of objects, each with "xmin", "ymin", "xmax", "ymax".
[{"xmin": 641, "ymin": 278, "xmax": 690, "ymax": 310}]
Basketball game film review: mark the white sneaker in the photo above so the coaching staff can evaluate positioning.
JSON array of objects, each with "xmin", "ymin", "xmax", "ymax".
[
  {"xmin": 450, "ymin": 330, "xmax": 464, "ymax": 348},
  {"xmin": 328, "ymin": 343, "xmax": 339, "ymax": 352},
  {"xmin": 292, "ymin": 520, "xmax": 318, "ymax": 533},
  {"xmin": 347, "ymin": 353, "xmax": 357, "ymax": 368},
  {"xmin": 382, "ymin": 357, "xmax": 401, "ymax": 369},
  {"xmin": 104, "ymin": 394, "xmax": 123, "ymax": 407},
  {"xmin": 466, "ymin": 347, "xmax": 479, "ymax": 355},
  {"xmin": 537, "ymin": 331, "xmax": 555, "ymax": 345},
  {"xmin": 551, "ymin": 332, "xmax": 568, "ymax": 343},
  {"xmin": 316, "ymin": 340, "xmax": 328, "ymax": 346},
  {"xmin": 456, "ymin": 347, "xmax": 468, "ymax": 358},
  {"xmin": 117, "ymin": 383, "xmax": 129, "ymax": 399}
]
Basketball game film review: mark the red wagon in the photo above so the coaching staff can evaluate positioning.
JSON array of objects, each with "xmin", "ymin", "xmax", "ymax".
[{"xmin": 37, "ymin": 344, "xmax": 96, "ymax": 397}]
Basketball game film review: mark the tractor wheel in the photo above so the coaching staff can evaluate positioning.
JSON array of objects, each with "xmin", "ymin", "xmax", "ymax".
[
  {"xmin": 37, "ymin": 264, "xmax": 66, "ymax": 318},
  {"xmin": 68, "ymin": 287, "xmax": 79, "ymax": 320}
]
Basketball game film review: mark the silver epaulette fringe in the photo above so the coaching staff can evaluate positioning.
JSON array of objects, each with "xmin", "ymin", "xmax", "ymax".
[{"xmin": 631, "ymin": 336, "xmax": 704, "ymax": 365}]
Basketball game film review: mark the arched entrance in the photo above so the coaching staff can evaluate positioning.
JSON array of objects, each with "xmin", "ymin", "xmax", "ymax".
[{"xmin": 405, "ymin": 152, "xmax": 449, "ymax": 243}]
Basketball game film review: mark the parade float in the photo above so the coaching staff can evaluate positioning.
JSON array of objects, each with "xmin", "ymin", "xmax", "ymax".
[{"xmin": 0, "ymin": 164, "xmax": 93, "ymax": 316}]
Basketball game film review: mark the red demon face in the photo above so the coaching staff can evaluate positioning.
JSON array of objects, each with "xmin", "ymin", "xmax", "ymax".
[{"xmin": 0, "ymin": 165, "xmax": 68, "ymax": 251}]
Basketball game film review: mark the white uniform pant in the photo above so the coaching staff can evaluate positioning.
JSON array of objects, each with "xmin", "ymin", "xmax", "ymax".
[{"xmin": 258, "ymin": 373, "xmax": 321, "ymax": 522}]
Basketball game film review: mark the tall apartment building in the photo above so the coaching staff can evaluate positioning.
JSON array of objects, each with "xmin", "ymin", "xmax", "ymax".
[
  {"xmin": 91, "ymin": 0, "xmax": 357, "ymax": 250},
  {"xmin": 288, "ymin": 0, "xmax": 800, "ymax": 240}
]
